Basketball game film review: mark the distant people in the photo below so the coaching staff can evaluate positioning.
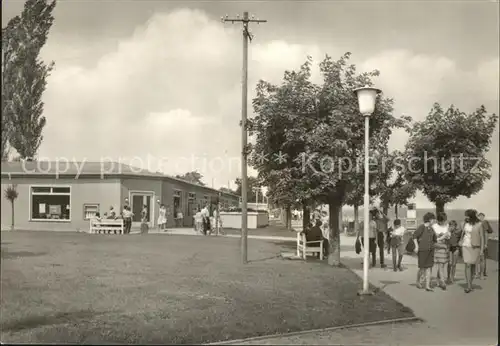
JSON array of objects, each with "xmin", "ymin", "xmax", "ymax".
[
  {"xmin": 140, "ymin": 205, "xmax": 149, "ymax": 234},
  {"xmin": 213, "ymin": 204, "xmax": 224, "ymax": 235},
  {"xmin": 386, "ymin": 220, "xmax": 394, "ymax": 256},
  {"xmin": 201, "ymin": 204, "xmax": 210, "ymax": 235},
  {"xmin": 122, "ymin": 206, "xmax": 133, "ymax": 234},
  {"xmin": 358, "ymin": 210, "xmax": 378, "ymax": 268},
  {"xmin": 413, "ymin": 212, "xmax": 437, "ymax": 291},
  {"xmin": 477, "ymin": 212, "xmax": 493, "ymax": 278},
  {"xmin": 176, "ymin": 209, "xmax": 184, "ymax": 227},
  {"xmin": 107, "ymin": 206, "xmax": 116, "ymax": 219},
  {"xmin": 447, "ymin": 220, "xmax": 462, "ymax": 284},
  {"xmin": 390, "ymin": 219, "xmax": 406, "ymax": 272},
  {"xmin": 432, "ymin": 212, "xmax": 450, "ymax": 290},
  {"xmin": 460, "ymin": 209, "xmax": 484, "ymax": 293},
  {"xmin": 193, "ymin": 207, "xmax": 202, "ymax": 233}
]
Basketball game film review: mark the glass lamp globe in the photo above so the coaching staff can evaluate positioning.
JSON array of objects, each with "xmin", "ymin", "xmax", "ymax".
[{"xmin": 353, "ymin": 86, "xmax": 382, "ymax": 116}]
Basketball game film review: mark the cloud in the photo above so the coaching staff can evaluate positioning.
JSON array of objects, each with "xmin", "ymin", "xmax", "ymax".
[{"xmin": 37, "ymin": 8, "xmax": 498, "ymax": 216}]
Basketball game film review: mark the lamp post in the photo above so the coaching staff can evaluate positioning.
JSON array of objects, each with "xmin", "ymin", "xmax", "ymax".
[{"xmin": 353, "ymin": 85, "xmax": 381, "ymax": 295}]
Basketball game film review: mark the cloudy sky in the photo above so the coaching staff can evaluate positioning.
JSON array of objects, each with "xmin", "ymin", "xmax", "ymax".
[{"xmin": 3, "ymin": 0, "xmax": 499, "ymax": 217}]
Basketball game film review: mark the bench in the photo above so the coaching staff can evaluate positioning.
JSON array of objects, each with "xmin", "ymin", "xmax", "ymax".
[
  {"xmin": 296, "ymin": 232, "xmax": 325, "ymax": 260},
  {"xmin": 90, "ymin": 219, "xmax": 124, "ymax": 235}
]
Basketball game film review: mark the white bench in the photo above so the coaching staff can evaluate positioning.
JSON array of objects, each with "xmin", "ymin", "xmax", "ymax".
[
  {"xmin": 90, "ymin": 219, "xmax": 124, "ymax": 235},
  {"xmin": 296, "ymin": 232, "xmax": 325, "ymax": 260}
]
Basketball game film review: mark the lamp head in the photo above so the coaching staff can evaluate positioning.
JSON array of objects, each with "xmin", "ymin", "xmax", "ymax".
[{"xmin": 353, "ymin": 85, "xmax": 382, "ymax": 116}]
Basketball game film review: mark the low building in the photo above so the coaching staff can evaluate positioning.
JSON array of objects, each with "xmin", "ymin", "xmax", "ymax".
[{"xmin": 0, "ymin": 161, "xmax": 239, "ymax": 232}]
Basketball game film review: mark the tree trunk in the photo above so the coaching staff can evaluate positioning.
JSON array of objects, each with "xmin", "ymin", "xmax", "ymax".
[
  {"xmin": 395, "ymin": 204, "xmax": 399, "ymax": 219},
  {"xmin": 285, "ymin": 205, "xmax": 292, "ymax": 231},
  {"xmin": 328, "ymin": 199, "xmax": 343, "ymax": 267},
  {"xmin": 302, "ymin": 201, "xmax": 310, "ymax": 231},
  {"xmin": 10, "ymin": 201, "xmax": 14, "ymax": 231},
  {"xmin": 435, "ymin": 201, "xmax": 445, "ymax": 215},
  {"xmin": 353, "ymin": 204, "xmax": 359, "ymax": 236}
]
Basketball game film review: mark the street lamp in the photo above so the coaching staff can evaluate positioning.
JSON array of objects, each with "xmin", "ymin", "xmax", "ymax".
[{"xmin": 353, "ymin": 85, "xmax": 382, "ymax": 295}]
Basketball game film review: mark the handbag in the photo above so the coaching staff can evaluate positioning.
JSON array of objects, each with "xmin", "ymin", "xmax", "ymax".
[
  {"xmin": 355, "ymin": 237, "xmax": 362, "ymax": 254},
  {"xmin": 405, "ymin": 238, "xmax": 416, "ymax": 253}
]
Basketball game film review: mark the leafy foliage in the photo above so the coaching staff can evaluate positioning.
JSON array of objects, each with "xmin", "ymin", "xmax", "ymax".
[
  {"xmin": 175, "ymin": 171, "xmax": 205, "ymax": 186},
  {"xmin": 2, "ymin": 0, "xmax": 56, "ymax": 160},
  {"xmin": 234, "ymin": 176, "xmax": 261, "ymax": 203},
  {"xmin": 250, "ymin": 52, "xmax": 409, "ymax": 265},
  {"xmin": 219, "ymin": 187, "xmax": 236, "ymax": 195},
  {"xmin": 404, "ymin": 103, "xmax": 497, "ymax": 213}
]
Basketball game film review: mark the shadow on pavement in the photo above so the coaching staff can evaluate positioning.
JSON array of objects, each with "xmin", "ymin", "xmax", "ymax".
[{"xmin": 1, "ymin": 251, "xmax": 48, "ymax": 259}]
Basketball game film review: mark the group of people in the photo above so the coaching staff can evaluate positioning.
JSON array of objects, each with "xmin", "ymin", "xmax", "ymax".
[
  {"xmin": 193, "ymin": 203, "xmax": 224, "ymax": 236},
  {"xmin": 302, "ymin": 206, "xmax": 493, "ymax": 294},
  {"xmin": 412, "ymin": 209, "xmax": 492, "ymax": 293}
]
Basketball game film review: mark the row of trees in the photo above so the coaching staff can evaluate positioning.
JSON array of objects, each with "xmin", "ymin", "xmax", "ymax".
[
  {"xmin": 248, "ymin": 53, "xmax": 497, "ymax": 266},
  {"xmin": 2, "ymin": 0, "xmax": 56, "ymax": 161}
]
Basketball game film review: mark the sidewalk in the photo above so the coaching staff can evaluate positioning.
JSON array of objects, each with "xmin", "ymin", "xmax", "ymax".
[{"xmin": 339, "ymin": 234, "xmax": 498, "ymax": 345}]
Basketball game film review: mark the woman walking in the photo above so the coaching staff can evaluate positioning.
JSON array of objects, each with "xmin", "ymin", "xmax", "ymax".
[
  {"xmin": 413, "ymin": 212, "xmax": 437, "ymax": 291},
  {"xmin": 459, "ymin": 209, "xmax": 485, "ymax": 293},
  {"xmin": 432, "ymin": 212, "xmax": 450, "ymax": 290},
  {"xmin": 447, "ymin": 220, "xmax": 462, "ymax": 284}
]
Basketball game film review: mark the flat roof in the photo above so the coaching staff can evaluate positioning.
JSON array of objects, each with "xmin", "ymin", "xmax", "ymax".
[{"xmin": 1, "ymin": 161, "xmax": 239, "ymax": 198}]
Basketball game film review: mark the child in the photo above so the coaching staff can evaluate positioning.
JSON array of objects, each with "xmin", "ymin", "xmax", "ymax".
[
  {"xmin": 413, "ymin": 212, "xmax": 437, "ymax": 291},
  {"xmin": 390, "ymin": 219, "xmax": 406, "ymax": 271}
]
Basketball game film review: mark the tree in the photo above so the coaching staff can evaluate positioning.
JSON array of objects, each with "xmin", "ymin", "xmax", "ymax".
[
  {"xmin": 251, "ymin": 53, "xmax": 408, "ymax": 266},
  {"xmin": 219, "ymin": 187, "xmax": 236, "ymax": 195},
  {"xmin": 4, "ymin": 185, "xmax": 19, "ymax": 231},
  {"xmin": 373, "ymin": 149, "xmax": 416, "ymax": 231},
  {"xmin": 404, "ymin": 103, "xmax": 497, "ymax": 214},
  {"xmin": 249, "ymin": 57, "xmax": 323, "ymax": 231},
  {"xmin": 234, "ymin": 176, "xmax": 261, "ymax": 203},
  {"xmin": 175, "ymin": 171, "xmax": 205, "ymax": 186},
  {"xmin": 2, "ymin": 0, "xmax": 56, "ymax": 160}
]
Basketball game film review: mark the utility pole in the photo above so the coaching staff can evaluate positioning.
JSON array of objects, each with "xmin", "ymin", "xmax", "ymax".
[{"xmin": 222, "ymin": 12, "xmax": 266, "ymax": 264}]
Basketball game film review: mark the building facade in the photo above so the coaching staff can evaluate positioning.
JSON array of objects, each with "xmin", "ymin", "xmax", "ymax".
[{"xmin": 1, "ymin": 161, "xmax": 239, "ymax": 232}]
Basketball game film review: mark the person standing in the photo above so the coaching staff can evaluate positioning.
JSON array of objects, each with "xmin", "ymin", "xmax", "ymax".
[
  {"xmin": 157, "ymin": 204, "xmax": 167, "ymax": 232},
  {"xmin": 477, "ymin": 212, "xmax": 493, "ymax": 278},
  {"xmin": 140, "ymin": 204, "xmax": 149, "ymax": 234},
  {"xmin": 459, "ymin": 209, "xmax": 484, "ymax": 293},
  {"xmin": 390, "ymin": 219, "xmax": 406, "ymax": 271},
  {"xmin": 447, "ymin": 220, "xmax": 462, "ymax": 284},
  {"xmin": 375, "ymin": 210, "xmax": 387, "ymax": 268},
  {"xmin": 194, "ymin": 207, "xmax": 202, "ymax": 234},
  {"xmin": 201, "ymin": 204, "xmax": 210, "ymax": 236},
  {"xmin": 122, "ymin": 206, "xmax": 133, "ymax": 234},
  {"xmin": 432, "ymin": 212, "xmax": 450, "ymax": 290},
  {"xmin": 413, "ymin": 212, "xmax": 437, "ymax": 291}
]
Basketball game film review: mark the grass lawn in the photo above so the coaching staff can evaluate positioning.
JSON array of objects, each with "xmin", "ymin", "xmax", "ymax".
[{"xmin": 1, "ymin": 231, "xmax": 414, "ymax": 344}]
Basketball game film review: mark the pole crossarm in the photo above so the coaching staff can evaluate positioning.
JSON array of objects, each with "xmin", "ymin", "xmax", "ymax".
[{"xmin": 221, "ymin": 13, "xmax": 267, "ymax": 42}]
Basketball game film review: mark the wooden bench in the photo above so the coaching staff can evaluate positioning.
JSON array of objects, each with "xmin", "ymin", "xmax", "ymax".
[
  {"xmin": 296, "ymin": 232, "xmax": 325, "ymax": 260},
  {"xmin": 90, "ymin": 219, "xmax": 124, "ymax": 235}
]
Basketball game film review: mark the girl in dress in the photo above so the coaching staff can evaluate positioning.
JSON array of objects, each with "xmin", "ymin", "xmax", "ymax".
[
  {"xmin": 447, "ymin": 220, "xmax": 462, "ymax": 284},
  {"xmin": 459, "ymin": 209, "xmax": 485, "ymax": 293},
  {"xmin": 432, "ymin": 212, "xmax": 450, "ymax": 290},
  {"xmin": 157, "ymin": 204, "xmax": 167, "ymax": 232}
]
